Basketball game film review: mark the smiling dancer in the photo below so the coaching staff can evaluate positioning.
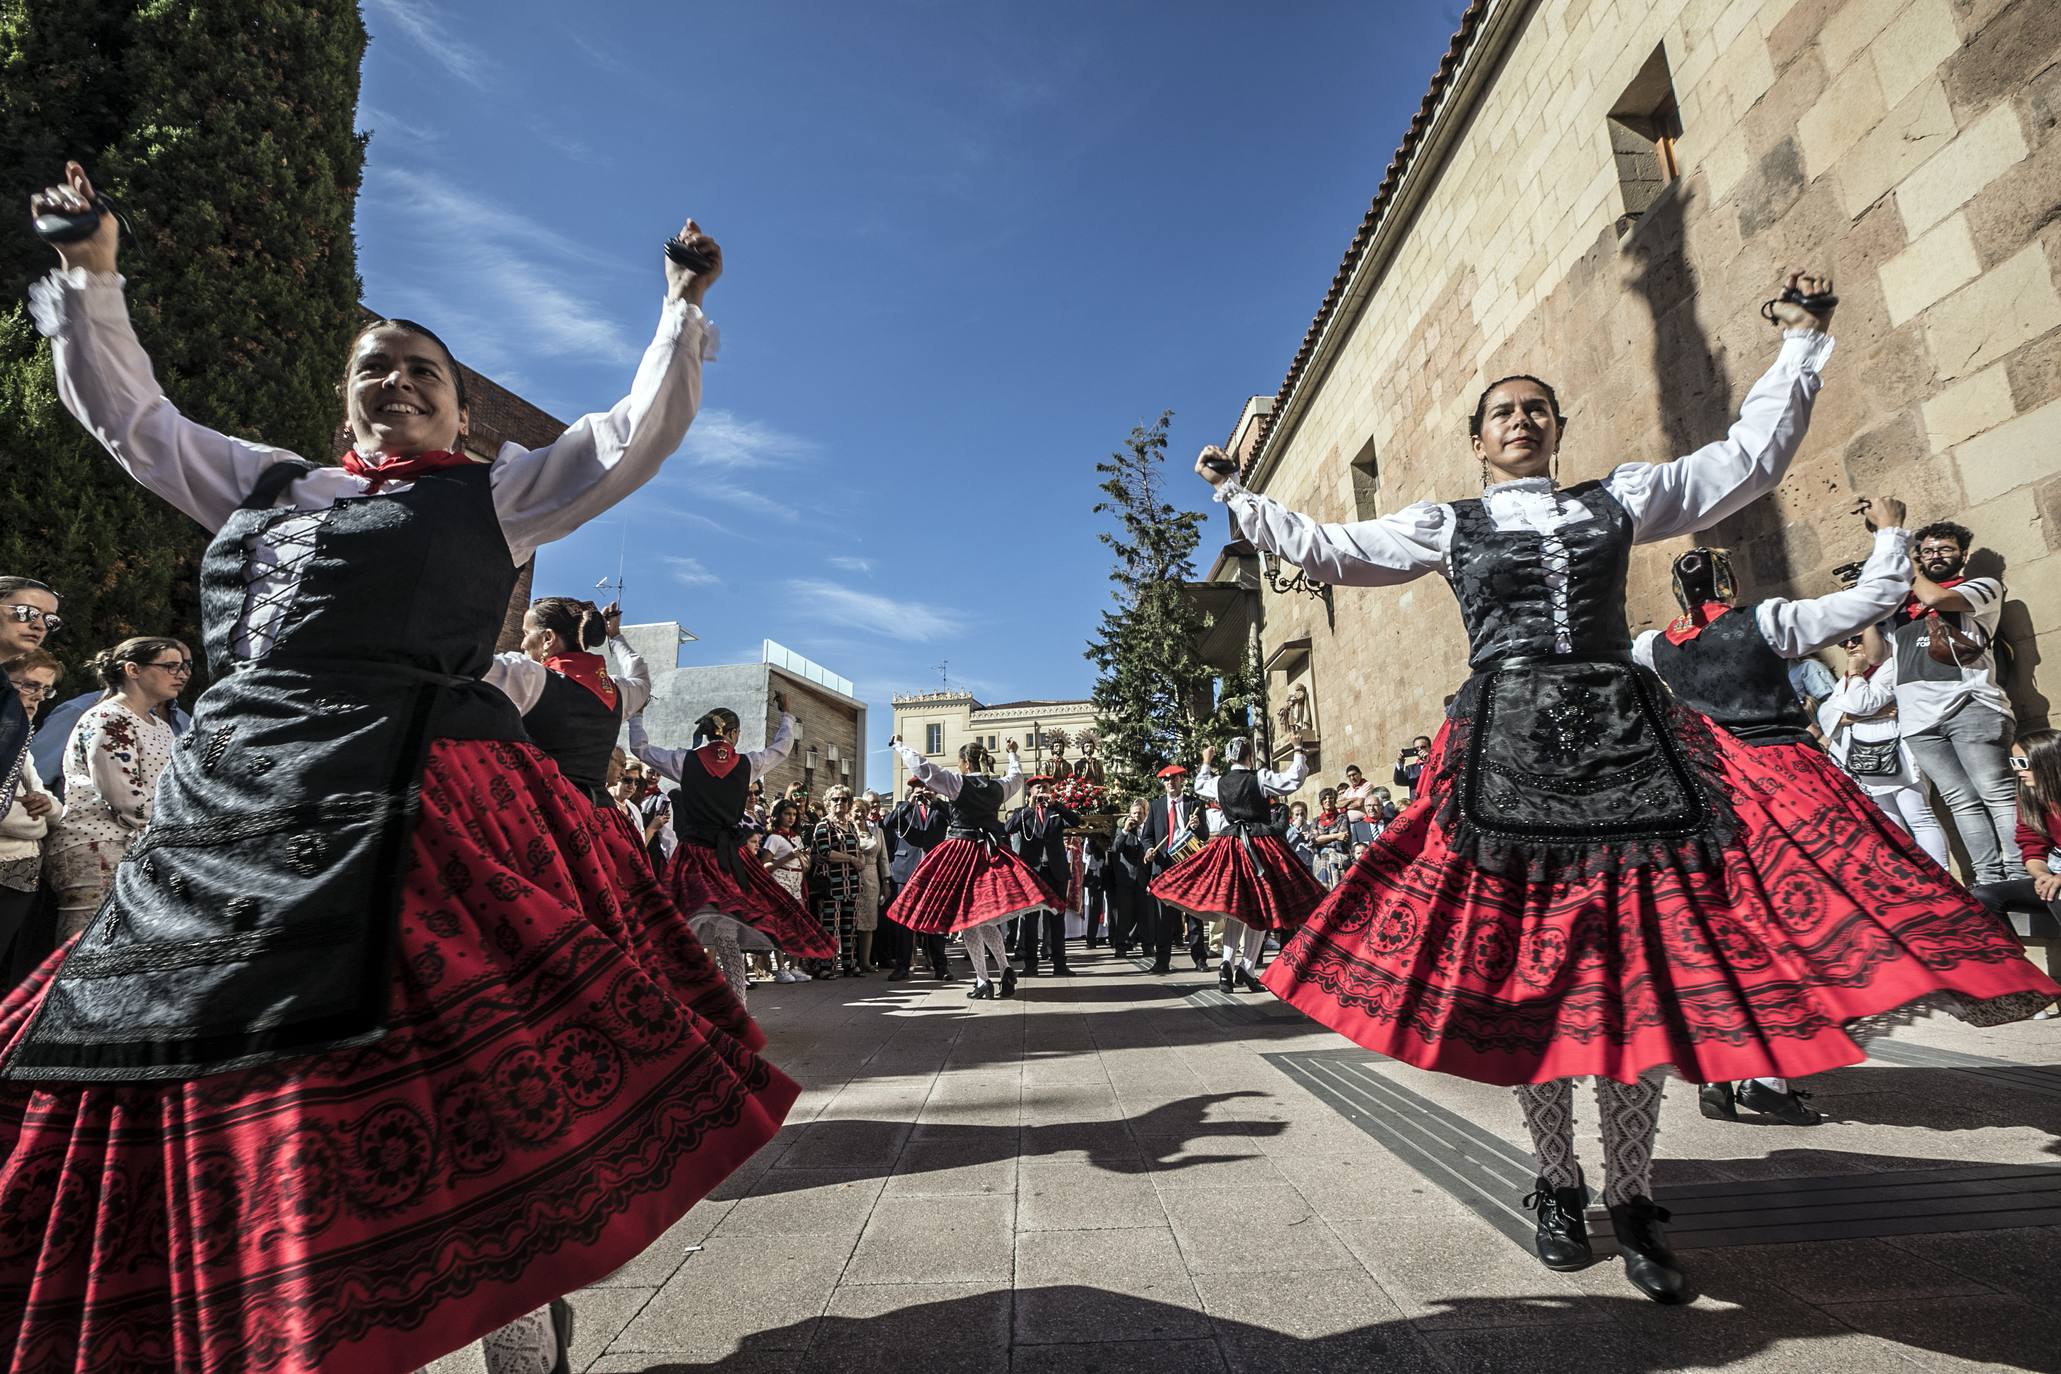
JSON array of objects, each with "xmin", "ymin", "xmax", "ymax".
[
  {"xmin": 1150, "ymin": 737, "xmax": 1321, "ymax": 994},
  {"xmin": 1201, "ymin": 269, "xmax": 2056, "ymax": 1303},
  {"xmin": 627, "ymin": 690, "xmax": 837, "ymax": 1002},
  {"xmin": 889, "ymin": 735, "xmax": 1058, "ymax": 1000},
  {"xmin": 0, "ymin": 162, "xmax": 795, "ymax": 1374},
  {"xmin": 1634, "ymin": 497, "xmax": 1918, "ymax": 1128}
]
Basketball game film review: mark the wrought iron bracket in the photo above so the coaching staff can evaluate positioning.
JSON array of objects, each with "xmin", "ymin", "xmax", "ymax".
[{"xmin": 1260, "ymin": 551, "xmax": 1332, "ymax": 607}]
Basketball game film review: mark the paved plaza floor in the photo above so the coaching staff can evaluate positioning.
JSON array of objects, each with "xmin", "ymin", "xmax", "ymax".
[{"xmin": 445, "ymin": 945, "xmax": 2061, "ymax": 1372}]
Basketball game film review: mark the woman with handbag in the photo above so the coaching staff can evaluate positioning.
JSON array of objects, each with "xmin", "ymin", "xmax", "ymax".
[{"xmin": 1818, "ymin": 636, "xmax": 1948, "ymax": 867}]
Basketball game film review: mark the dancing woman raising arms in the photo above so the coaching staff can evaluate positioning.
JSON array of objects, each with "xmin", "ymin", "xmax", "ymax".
[
  {"xmin": 0, "ymin": 162, "xmax": 796, "ymax": 1374},
  {"xmin": 627, "ymin": 691, "xmax": 838, "ymax": 1001},
  {"xmin": 1198, "ymin": 270, "xmax": 2055, "ymax": 1303}
]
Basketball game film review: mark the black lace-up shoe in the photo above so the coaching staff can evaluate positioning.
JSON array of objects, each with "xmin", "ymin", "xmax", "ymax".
[
  {"xmin": 1736, "ymin": 1079, "xmax": 1824, "ymax": 1125},
  {"xmin": 1000, "ymin": 968, "xmax": 1018, "ymax": 999},
  {"xmin": 968, "ymin": 981, "xmax": 993, "ymax": 1000},
  {"xmin": 1608, "ymin": 1195, "xmax": 1688, "ymax": 1303},
  {"xmin": 1520, "ymin": 1173, "xmax": 1592, "ymax": 1271},
  {"xmin": 1697, "ymin": 1081, "xmax": 1737, "ymax": 1121},
  {"xmin": 1234, "ymin": 966, "xmax": 1263, "ymax": 994},
  {"xmin": 1218, "ymin": 962, "xmax": 1235, "ymax": 993}
]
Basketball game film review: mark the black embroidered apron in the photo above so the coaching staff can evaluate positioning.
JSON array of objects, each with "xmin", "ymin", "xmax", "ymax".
[{"xmin": 6, "ymin": 462, "xmax": 524, "ymax": 1082}]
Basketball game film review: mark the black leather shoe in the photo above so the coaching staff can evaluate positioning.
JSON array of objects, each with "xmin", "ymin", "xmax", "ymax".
[
  {"xmin": 1697, "ymin": 1081, "xmax": 1737, "ymax": 1121},
  {"xmin": 969, "ymin": 982, "xmax": 994, "ymax": 1000},
  {"xmin": 1000, "ymin": 968, "xmax": 1018, "ymax": 999},
  {"xmin": 1149, "ymin": 961, "xmax": 1172, "ymax": 975},
  {"xmin": 1053, "ymin": 965, "xmax": 1078, "ymax": 976},
  {"xmin": 1520, "ymin": 1173, "xmax": 1592, "ymax": 1271},
  {"xmin": 1218, "ymin": 962, "xmax": 1235, "ymax": 993},
  {"xmin": 933, "ymin": 965, "xmax": 950, "ymax": 980},
  {"xmin": 887, "ymin": 969, "xmax": 910, "ymax": 982},
  {"xmin": 1189, "ymin": 940, "xmax": 1210, "ymax": 972},
  {"xmin": 1609, "ymin": 1196, "xmax": 1688, "ymax": 1303},
  {"xmin": 1736, "ymin": 1080, "xmax": 1824, "ymax": 1125},
  {"xmin": 1234, "ymin": 966, "xmax": 1263, "ymax": 994},
  {"xmin": 547, "ymin": 1297, "xmax": 575, "ymax": 1374}
]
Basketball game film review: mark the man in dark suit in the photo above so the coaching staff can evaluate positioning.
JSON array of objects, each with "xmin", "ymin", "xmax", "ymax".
[
  {"xmin": 1143, "ymin": 763, "xmax": 1205, "ymax": 974},
  {"xmin": 1005, "ymin": 777, "xmax": 1080, "ymax": 976},
  {"xmin": 885, "ymin": 778, "xmax": 951, "ymax": 980}
]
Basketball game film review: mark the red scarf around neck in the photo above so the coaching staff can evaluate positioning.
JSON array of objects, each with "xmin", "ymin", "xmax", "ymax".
[
  {"xmin": 544, "ymin": 651, "xmax": 617, "ymax": 707},
  {"xmin": 1904, "ymin": 576, "xmax": 1966, "ymax": 620},
  {"xmin": 339, "ymin": 448, "xmax": 475, "ymax": 494},
  {"xmin": 1663, "ymin": 601, "xmax": 1734, "ymax": 645}
]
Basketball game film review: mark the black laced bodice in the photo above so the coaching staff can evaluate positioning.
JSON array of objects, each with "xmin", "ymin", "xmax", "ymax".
[{"xmin": 1446, "ymin": 482, "xmax": 1634, "ymax": 668}]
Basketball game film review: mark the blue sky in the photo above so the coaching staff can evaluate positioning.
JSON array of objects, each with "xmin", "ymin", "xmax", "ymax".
[{"xmin": 354, "ymin": 0, "xmax": 1465, "ymax": 775}]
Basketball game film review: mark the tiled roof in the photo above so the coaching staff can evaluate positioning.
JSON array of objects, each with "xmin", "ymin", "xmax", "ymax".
[{"xmin": 1241, "ymin": 0, "xmax": 1492, "ymax": 468}]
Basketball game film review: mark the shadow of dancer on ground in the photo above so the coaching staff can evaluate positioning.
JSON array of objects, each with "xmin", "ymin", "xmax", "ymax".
[
  {"xmin": 594, "ymin": 1268, "xmax": 2061, "ymax": 1373},
  {"xmin": 735, "ymin": 1093, "xmax": 1289, "ymax": 1196}
]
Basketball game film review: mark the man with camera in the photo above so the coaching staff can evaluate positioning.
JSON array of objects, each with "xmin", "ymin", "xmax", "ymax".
[
  {"xmin": 1858, "ymin": 520, "xmax": 2022, "ymax": 884},
  {"xmin": 1392, "ymin": 736, "xmax": 1434, "ymax": 801}
]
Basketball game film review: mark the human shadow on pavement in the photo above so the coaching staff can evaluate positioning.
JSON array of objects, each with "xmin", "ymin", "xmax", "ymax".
[
  {"xmin": 736, "ymin": 1093, "xmax": 1288, "ymax": 1195},
  {"xmin": 591, "ymin": 1272, "xmax": 2060, "ymax": 1373}
]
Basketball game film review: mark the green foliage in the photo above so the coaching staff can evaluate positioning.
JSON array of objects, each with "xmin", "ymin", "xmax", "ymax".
[
  {"xmin": 1084, "ymin": 412, "xmax": 1231, "ymax": 794},
  {"xmin": 0, "ymin": 1, "xmax": 367, "ymax": 684}
]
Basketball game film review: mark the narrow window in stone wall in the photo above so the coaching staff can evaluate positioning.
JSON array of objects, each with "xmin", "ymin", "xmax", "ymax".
[
  {"xmin": 1609, "ymin": 45, "xmax": 1682, "ymax": 235},
  {"xmin": 925, "ymin": 723, "xmax": 943, "ymax": 754},
  {"xmin": 1349, "ymin": 435, "xmax": 1381, "ymax": 520}
]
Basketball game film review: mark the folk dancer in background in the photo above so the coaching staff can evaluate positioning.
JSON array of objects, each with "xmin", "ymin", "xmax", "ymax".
[
  {"xmin": 886, "ymin": 776, "xmax": 951, "ymax": 981},
  {"xmin": 1150, "ymin": 737, "xmax": 1322, "ymax": 994},
  {"xmin": 1634, "ymin": 495, "xmax": 1916, "ymax": 1128},
  {"xmin": 628, "ymin": 691, "xmax": 837, "ymax": 1001},
  {"xmin": 888, "ymin": 737, "xmax": 1058, "ymax": 1000},
  {"xmin": 1005, "ymin": 774, "xmax": 1082, "ymax": 977}
]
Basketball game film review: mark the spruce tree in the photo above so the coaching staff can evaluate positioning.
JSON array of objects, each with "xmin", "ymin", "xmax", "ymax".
[
  {"xmin": 0, "ymin": 2, "xmax": 366, "ymax": 683},
  {"xmin": 1085, "ymin": 412, "xmax": 1230, "ymax": 794}
]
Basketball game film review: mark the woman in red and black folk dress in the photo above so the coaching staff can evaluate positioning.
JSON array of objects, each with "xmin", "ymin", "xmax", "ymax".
[
  {"xmin": 1197, "ymin": 269, "xmax": 2056, "ymax": 1305},
  {"xmin": 0, "ymin": 163, "xmax": 796, "ymax": 1374}
]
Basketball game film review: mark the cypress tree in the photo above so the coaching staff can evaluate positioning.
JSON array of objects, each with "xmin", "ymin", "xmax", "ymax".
[
  {"xmin": 1085, "ymin": 412, "xmax": 1233, "ymax": 794},
  {"xmin": 0, "ymin": 2, "xmax": 366, "ymax": 683}
]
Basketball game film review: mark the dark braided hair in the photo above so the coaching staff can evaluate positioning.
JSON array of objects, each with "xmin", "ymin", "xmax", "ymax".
[
  {"xmin": 1468, "ymin": 374, "xmax": 1565, "ymax": 437},
  {"xmin": 958, "ymin": 741, "xmax": 992, "ymax": 773},
  {"xmin": 693, "ymin": 707, "xmax": 742, "ymax": 747},
  {"xmin": 530, "ymin": 596, "xmax": 606, "ymax": 650}
]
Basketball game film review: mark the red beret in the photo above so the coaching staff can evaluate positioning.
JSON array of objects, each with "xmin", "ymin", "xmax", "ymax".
[{"xmin": 1156, "ymin": 764, "xmax": 1188, "ymax": 778}]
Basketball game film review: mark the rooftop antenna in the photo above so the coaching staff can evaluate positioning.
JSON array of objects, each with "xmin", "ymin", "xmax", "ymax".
[{"xmin": 933, "ymin": 659, "xmax": 951, "ymax": 690}]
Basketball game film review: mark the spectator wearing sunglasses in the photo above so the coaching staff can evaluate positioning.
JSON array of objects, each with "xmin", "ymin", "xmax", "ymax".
[
  {"xmin": 0, "ymin": 648, "xmax": 65, "ymax": 977},
  {"xmin": 0, "ymin": 578, "xmax": 60, "ymax": 813},
  {"xmin": 47, "ymin": 637, "xmax": 189, "ymax": 939}
]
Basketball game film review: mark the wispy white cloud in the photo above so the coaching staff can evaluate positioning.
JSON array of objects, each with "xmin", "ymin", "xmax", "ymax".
[
  {"xmin": 360, "ymin": 103, "xmax": 443, "ymax": 147},
  {"xmin": 682, "ymin": 410, "xmax": 818, "ymax": 470},
  {"xmin": 786, "ymin": 580, "xmax": 967, "ymax": 643},
  {"xmin": 364, "ymin": 168, "xmax": 639, "ymax": 367},
  {"xmin": 827, "ymin": 555, "xmax": 874, "ymax": 575},
  {"xmin": 565, "ymin": 29, "xmax": 629, "ymax": 75},
  {"xmin": 365, "ymin": 0, "xmax": 491, "ymax": 89},
  {"xmin": 705, "ymin": 487, "xmax": 800, "ymax": 523},
  {"xmin": 661, "ymin": 555, "xmax": 720, "ymax": 587}
]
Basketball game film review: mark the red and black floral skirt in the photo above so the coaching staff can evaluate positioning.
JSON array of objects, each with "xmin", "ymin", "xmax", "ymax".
[
  {"xmin": 890, "ymin": 836, "xmax": 1061, "ymax": 934},
  {"xmin": 1150, "ymin": 833, "xmax": 1328, "ymax": 931},
  {"xmin": 1264, "ymin": 688, "xmax": 2059, "ymax": 1087},
  {"xmin": 0, "ymin": 739, "xmax": 798, "ymax": 1374},
  {"xmin": 670, "ymin": 839, "xmax": 837, "ymax": 959}
]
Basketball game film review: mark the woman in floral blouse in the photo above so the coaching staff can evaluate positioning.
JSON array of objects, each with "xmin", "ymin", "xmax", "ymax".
[{"xmin": 47, "ymin": 636, "xmax": 189, "ymax": 938}]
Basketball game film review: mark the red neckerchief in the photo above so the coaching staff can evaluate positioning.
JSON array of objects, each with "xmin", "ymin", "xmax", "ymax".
[
  {"xmin": 339, "ymin": 448, "xmax": 474, "ymax": 494},
  {"xmin": 695, "ymin": 740, "xmax": 742, "ymax": 779},
  {"xmin": 544, "ymin": 651, "xmax": 617, "ymax": 707},
  {"xmin": 1663, "ymin": 601, "xmax": 1734, "ymax": 644},
  {"xmin": 1903, "ymin": 576, "xmax": 1965, "ymax": 620},
  {"xmin": 1316, "ymin": 809, "xmax": 1341, "ymax": 827}
]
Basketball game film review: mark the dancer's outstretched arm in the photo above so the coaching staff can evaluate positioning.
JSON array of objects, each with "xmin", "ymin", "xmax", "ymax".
[{"xmin": 1613, "ymin": 269, "xmax": 1836, "ymax": 544}]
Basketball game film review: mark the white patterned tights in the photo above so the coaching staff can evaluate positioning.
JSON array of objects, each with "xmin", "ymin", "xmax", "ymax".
[{"xmin": 1513, "ymin": 1074, "xmax": 1664, "ymax": 1206}]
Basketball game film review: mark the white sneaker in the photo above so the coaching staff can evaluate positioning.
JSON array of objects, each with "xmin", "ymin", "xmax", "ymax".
[
  {"xmin": 792, "ymin": 970, "xmax": 813, "ymax": 982},
  {"xmin": 773, "ymin": 970, "xmax": 797, "ymax": 984}
]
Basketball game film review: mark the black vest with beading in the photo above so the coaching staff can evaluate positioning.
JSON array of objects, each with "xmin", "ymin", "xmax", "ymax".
[
  {"xmin": 1446, "ymin": 481, "xmax": 1633, "ymax": 668},
  {"xmin": 1647, "ymin": 606, "xmax": 1814, "ymax": 746}
]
